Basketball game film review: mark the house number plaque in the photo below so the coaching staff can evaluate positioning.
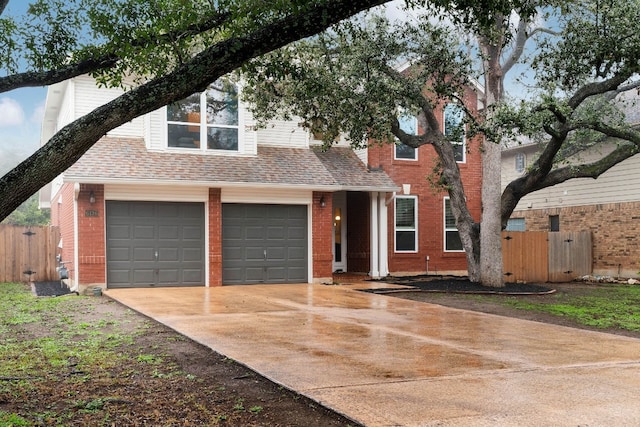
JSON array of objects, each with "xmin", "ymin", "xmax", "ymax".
[{"xmin": 85, "ymin": 210, "xmax": 99, "ymax": 217}]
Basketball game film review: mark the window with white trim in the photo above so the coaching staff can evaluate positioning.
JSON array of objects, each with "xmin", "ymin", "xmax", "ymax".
[
  {"xmin": 443, "ymin": 103, "xmax": 465, "ymax": 163},
  {"xmin": 394, "ymin": 113, "xmax": 418, "ymax": 160},
  {"xmin": 444, "ymin": 197, "xmax": 464, "ymax": 251},
  {"xmin": 515, "ymin": 152, "xmax": 525, "ymax": 173},
  {"xmin": 395, "ymin": 196, "xmax": 417, "ymax": 252},
  {"xmin": 167, "ymin": 78, "xmax": 239, "ymax": 151}
]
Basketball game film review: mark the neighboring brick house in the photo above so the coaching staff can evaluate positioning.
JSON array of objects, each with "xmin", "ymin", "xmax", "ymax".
[
  {"xmin": 502, "ymin": 122, "xmax": 640, "ymax": 278},
  {"xmin": 40, "ymin": 75, "xmax": 482, "ymax": 292}
]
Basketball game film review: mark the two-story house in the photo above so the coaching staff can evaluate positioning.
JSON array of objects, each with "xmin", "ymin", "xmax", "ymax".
[{"xmin": 40, "ymin": 75, "xmax": 482, "ymax": 293}]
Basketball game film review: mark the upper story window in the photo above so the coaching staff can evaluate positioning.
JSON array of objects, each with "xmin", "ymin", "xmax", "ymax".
[
  {"xmin": 443, "ymin": 103, "xmax": 465, "ymax": 163},
  {"xmin": 167, "ymin": 79, "xmax": 239, "ymax": 151},
  {"xmin": 515, "ymin": 152, "xmax": 526, "ymax": 173},
  {"xmin": 394, "ymin": 113, "xmax": 418, "ymax": 161}
]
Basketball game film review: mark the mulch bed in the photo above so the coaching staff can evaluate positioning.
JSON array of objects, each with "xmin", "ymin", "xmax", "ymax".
[
  {"xmin": 31, "ymin": 281, "xmax": 76, "ymax": 297},
  {"xmin": 367, "ymin": 275, "xmax": 554, "ymax": 295}
]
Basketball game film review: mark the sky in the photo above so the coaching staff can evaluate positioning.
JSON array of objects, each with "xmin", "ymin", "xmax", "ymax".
[{"xmin": 0, "ymin": 1, "xmax": 47, "ymax": 175}]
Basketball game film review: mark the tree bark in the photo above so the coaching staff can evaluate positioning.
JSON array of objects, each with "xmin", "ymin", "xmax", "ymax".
[{"xmin": 478, "ymin": 29, "xmax": 506, "ymax": 287}]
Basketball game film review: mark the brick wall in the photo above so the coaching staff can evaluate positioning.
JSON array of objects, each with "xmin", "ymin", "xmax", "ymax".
[
  {"xmin": 50, "ymin": 183, "xmax": 76, "ymax": 283},
  {"xmin": 209, "ymin": 188, "xmax": 222, "ymax": 286},
  {"xmin": 312, "ymin": 191, "xmax": 333, "ymax": 282},
  {"xmin": 77, "ymin": 184, "xmax": 106, "ymax": 286},
  {"xmin": 367, "ymin": 100, "xmax": 483, "ymax": 276},
  {"xmin": 511, "ymin": 201, "xmax": 640, "ymax": 277}
]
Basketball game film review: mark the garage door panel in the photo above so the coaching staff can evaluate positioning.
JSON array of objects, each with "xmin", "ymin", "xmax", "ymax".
[
  {"xmin": 109, "ymin": 269, "xmax": 131, "ymax": 283},
  {"xmin": 288, "ymin": 248, "xmax": 306, "ymax": 260},
  {"xmin": 157, "ymin": 203, "xmax": 179, "ymax": 217},
  {"xmin": 108, "ymin": 247, "xmax": 131, "ymax": 261},
  {"xmin": 133, "ymin": 247, "xmax": 155, "ymax": 261},
  {"xmin": 288, "ymin": 226, "xmax": 306, "ymax": 239},
  {"xmin": 222, "ymin": 204, "xmax": 307, "ymax": 285},
  {"xmin": 245, "ymin": 267, "xmax": 265, "ymax": 281},
  {"xmin": 159, "ymin": 248, "xmax": 179, "ymax": 262},
  {"xmin": 132, "ymin": 203, "xmax": 155, "ymax": 217},
  {"xmin": 267, "ymin": 267, "xmax": 286, "ymax": 282},
  {"xmin": 107, "ymin": 201, "xmax": 205, "ymax": 288},
  {"xmin": 183, "ymin": 248, "xmax": 203, "ymax": 262},
  {"xmin": 183, "ymin": 226, "xmax": 203, "ymax": 240},
  {"xmin": 133, "ymin": 269, "xmax": 155, "ymax": 283},
  {"xmin": 267, "ymin": 226, "xmax": 285, "ymax": 239},
  {"xmin": 158, "ymin": 269, "xmax": 179, "ymax": 283},
  {"xmin": 244, "ymin": 246, "xmax": 264, "ymax": 261},
  {"xmin": 134, "ymin": 225, "xmax": 155, "ymax": 239},
  {"xmin": 158, "ymin": 225, "xmax": 179, "ymax": 239},
  {"xmin": 108, "ymin": 224, "xmax": 131, "ymax": 239},
  {"xmin": 246, "ymin": 226, "xmax": 265, "ymax": 240},
  {"xmin": 287, "ymin": 267, "xmax": 307, "ymax": 281},
  {"xmin": 267, "ymin": 247, "xmax": 285, "ymax": 260}
]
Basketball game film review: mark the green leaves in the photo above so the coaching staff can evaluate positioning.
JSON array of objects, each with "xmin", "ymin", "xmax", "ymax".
[
  {"xmin": 533, "ymin": 0, "xmax": 640, "ymax": 91},
  {"xmin": 241, "ymin": 11, "xmax": 473, "ymax": 147}
]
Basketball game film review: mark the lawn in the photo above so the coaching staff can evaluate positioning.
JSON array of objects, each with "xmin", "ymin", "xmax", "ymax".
[
  {"xmin": 392, "ymin": 281, "xmax": 640, "ymax": 337},
  {"xmin": 0, "ymin": 282, "xmax": 357, "ymax": 427}
]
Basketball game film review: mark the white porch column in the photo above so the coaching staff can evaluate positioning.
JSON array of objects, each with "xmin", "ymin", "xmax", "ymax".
[
  {"xmin": 378, "ymin": 192, "xmax": 389, "ymax": 277},
  {"xmin": 370, "ymin": 191, "xmax": 380, "ymax": 278}
]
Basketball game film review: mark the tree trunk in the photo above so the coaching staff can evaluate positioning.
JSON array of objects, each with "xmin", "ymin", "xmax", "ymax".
[
  {"xmin": 479, "ymin": 137, "xmax": 504, "ymax": 287},
  {"xmin": 478, "ymin": 31, "xmax": 505, "ymax": 287}
]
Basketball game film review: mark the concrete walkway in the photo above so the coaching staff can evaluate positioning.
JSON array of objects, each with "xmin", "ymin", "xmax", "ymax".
[{"xmin": 106, "ymin": 283, "xmax": 640, "ymax": 426}]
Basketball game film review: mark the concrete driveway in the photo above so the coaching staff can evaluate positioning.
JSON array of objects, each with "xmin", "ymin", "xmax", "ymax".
[{"xmin": 106, "ymin": 283, "xmax": 640, "ymax": 426}]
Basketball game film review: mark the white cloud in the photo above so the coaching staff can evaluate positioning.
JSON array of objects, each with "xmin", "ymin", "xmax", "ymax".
[
  {"xmin": 30, "ymin": 100, "xmax": 46, "ymax": 124},
  {"xmin": 0, "ymin": 97, "xmax": 25, "ymax": 127}
]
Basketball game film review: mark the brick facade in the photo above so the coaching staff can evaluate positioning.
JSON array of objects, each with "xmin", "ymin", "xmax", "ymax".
[
  {"xmin": 76, "ymin": 184, "xmax": 106, "ymax": 286},
  {"xmin": 510, "ymin": 201, "xmax": 640, "ymax": 277},
  {"xmin": 50, "ymin": 183, "xmax": 75, "ymax": 283},
  {"xmin": 367, "ymin": 94, "xmax": 483, "ymax": 276},
  {"xmin": 312, "ymin": 191, "xmax": 334, "ymax": 282},
  {"xmin": 208, "ymin": 188, "xmax": 222, "ymax": 286}
]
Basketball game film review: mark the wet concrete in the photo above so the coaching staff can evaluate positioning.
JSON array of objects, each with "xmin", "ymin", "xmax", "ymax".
[{"xmin": 106, "ymin": 283, "xmax": 640, "ymax": 426}]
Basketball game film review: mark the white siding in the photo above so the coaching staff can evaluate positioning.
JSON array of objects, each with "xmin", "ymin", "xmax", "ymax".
[
  {"xmin": 503, "ymin": 144, "xmax": 640, "ymax": 211},
  {"xmin": 57, "ymin": 80, "xmax": 75, "ymax": 130},
  {"xmin": 73, "ymin": 76, "xmax": 144, "ymax": 138},
  {"xmin": 255, "ymin": 119, "xmax": 309, "ymax": 148},
  {"xmin": 105, "ymin": 184, "xmax": 208, "ymax": 202},
  {"xmin": 354, "ymin": 147, "xmax": 368, "ymax": 164},
  {"xmin": 221, "ymin": 187, "xmax": 312, "ymax": 204},
  {"xmin": 147, "ymin": 108, "xmax": 165, "ymax": 151}
]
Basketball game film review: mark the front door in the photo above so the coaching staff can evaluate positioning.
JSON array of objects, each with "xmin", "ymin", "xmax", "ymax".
[{"xmin": 333, "ymin": 192, "xmax": 347, "ymax": 272}]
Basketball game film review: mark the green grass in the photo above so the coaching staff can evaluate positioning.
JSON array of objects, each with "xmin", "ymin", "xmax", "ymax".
[
  {"xmin": 0, "ymin": 283, "xmax": 136, "ymax": 381},
  {"xmin": 468, "ymin": 284, "xmax": 640, "ymax": 332},
  {"xmin": 0, "ymin": 282, "xmax": 151, "ymax": 425}
]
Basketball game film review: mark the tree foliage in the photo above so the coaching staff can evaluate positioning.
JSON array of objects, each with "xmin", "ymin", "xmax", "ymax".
[
  {"xmin": 0, "ymin": 0, "xmax": 394, "ymax": 221},
  {"xmin": 241, "ymin": 0, "xmax": 640, "ymax": 285},
  {"xmin": 1, "ymin": 194, "xmax": 50, "ymax": 226}
]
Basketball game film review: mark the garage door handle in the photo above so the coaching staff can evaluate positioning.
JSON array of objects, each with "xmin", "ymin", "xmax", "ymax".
[
  {"xmin": 155, "ymin": 251, "xmax": 158, "ymax": 261},
  {"xmin": 263, "ymin": 249, "xmax": 267, "ymax": 260}
]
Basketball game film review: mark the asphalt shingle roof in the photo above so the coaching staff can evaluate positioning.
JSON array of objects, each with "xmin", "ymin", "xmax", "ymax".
[{"xmin": 65, "ymin": 138, "xmax": 398, "ymax": 192}]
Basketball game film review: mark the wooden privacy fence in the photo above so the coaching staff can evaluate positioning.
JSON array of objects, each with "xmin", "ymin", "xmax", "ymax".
[
  {"xmin": 502, "ymin": 231, "xmax": 592, "ymax": 283},
  {"xmin": 0, "ymin": 225, "xmax": 60, "ymax": 282}
]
